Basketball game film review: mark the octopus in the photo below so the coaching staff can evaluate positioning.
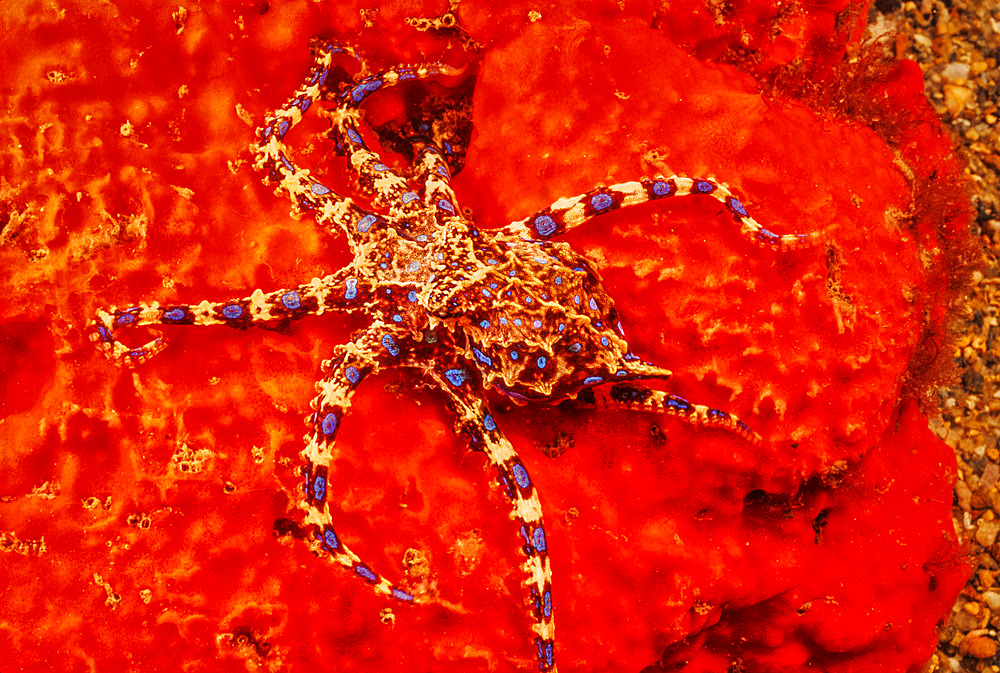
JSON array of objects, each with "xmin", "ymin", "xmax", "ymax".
[{"xmin": 91, "ymin": 39, "xmax": 813, "ymax": 672}]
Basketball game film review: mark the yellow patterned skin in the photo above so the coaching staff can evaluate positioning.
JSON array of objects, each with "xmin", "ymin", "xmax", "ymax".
[{"xmin": 91, "ymin": 38, "xmax": 814, "ymax": 672}]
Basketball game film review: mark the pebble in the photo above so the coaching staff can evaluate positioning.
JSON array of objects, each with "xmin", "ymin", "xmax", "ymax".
[
  {"xmin": 964, "ymin": 635, "xmax": 998, "ymax": 659},
  {"xmin": 982, "ymin": 591, "xmax": 1000, "ymax": 611},
  {"xmin": 943, "ymin": 84, "xmax": 973, "ymax": 117},
  {"xmin": 977, "ymin": 519, "xmax": 1000, "ymax": 547}
]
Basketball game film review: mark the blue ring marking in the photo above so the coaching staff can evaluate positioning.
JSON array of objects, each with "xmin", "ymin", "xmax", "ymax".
[
  {"xmin": 345, "ymin": 366, "xmax": 361, "ymax": 384},
  {"xmin": 355, "ymin": 564, "xmax": 379, "ymax": 583},
  {"xmin": 399, "ymin": 71, "xmax": 416, "ymax": 80},
  {"xmin": 222, "ymin": 304, "xmax": 243, "ymax": 319},
  {"xmin": 520, "ymin": 525, "xmax": 531, "ymax": 546},
  {"xmin": 417, "ymin": 234, "xmax": 428, "ymax": 242},
  {"xmin": 525, "ymin": 297, "xmax": 533, "ymax": 304},
  {"xmin": 510, "ymin": 350, "xmax": 519, "ymax": 360},
  {"xmin": 600, "ymin": 336, "xmax": 610, "ymax": 347},
  {"xmin": 545, "ymin": 642, "xmax": 554, "ymax": 668},
  {"xmin": 590, "ymin": 193, "xmax": 614, "ymax": 210},
  {"xmin": 574, "ymin": 295, "xmax": 581, "ymax": 305},
  {"xmin": 652, "ymin": 180, "xmax": 673, "ymax": 196},
  {"xmin": 479, "ymin": 320, "xmax": 490, "ymax": 329},
  {"xmin": 499, "ymin": 318, "xmax": 508, "ymax": 325},
  {"xmin": 310, "ymin": 182, "xmax": 331, "ymax": 195},
  {"xmin": 407, "ymin": 290, "xmax": 418, "ymax": 303},
  {"xmin": 509, "ymin": 270, "xmax": 517, "ymax": 277},
  {"xmin": 514, "ymin": 319, "xmax": 522, "ymax": 326},
  {"xmin": 435, "ymin": 164, "xmax": 449, "ymax": 177},
  {"xmin": 312, "ymin": 475, "xmax": 327, "ymax": 501},
  {"xmin": 543, "ymin": 591, "xmax": 552, "ymax": 618},
  {"xmin": 344, "ymin": 278, "xmax": 358, "ymax": 300},
  {"xmin": 486, "ymin": 258, "xmax": 499, "ymax": 265},
  {"xmin": 694, "ymin": 179, "xmax": 715, "ymax": 193},
  {"xmin": 584, "ymin": 376, "xmax": 603, "ymax": 385},
  {"xmin": 472, "ymin": 347, "xmax": 492, "ymax": 367},
  {"xmin": 372, "ymin": 163, "xmax": 389, "ymax": 171},
  {"xmin": 757, "ymin": 228, "xmax": 779, "ymax": 241},
  {"xmin": 379, "ymin": 263, "xmax": 388, "ymax": 270},
  {"xmin": 511, "ymin": 463, "xmax": 530, "ymax": 489},
  {"xmin": 484, "ymin": 415, "xmax": 497, "ymax": 432},
  {"xmin": 445, "ymin": 368, "xmax": 467, "ymax": 386},
  {"xmin": 588, "ymin": 298, "xmax": 598, "ymax": 311},
  {"xmin": 322, "ymin": 528, "xmax": 339, "ymax": 550},
  {"xmin": 346, "ymin": 128, "xmax": 363, "ymax": 144},
  {"xmin": 727, "ymin": 197, "xmax": 748, "ymax": 217},
  {"xmin": 277, "ymin": 120, "xmax": 290, "ymax": 137},
  {"xmin": 532, "ymin": 320, "xmax": 542, "ymax": 329},
  {"xmin": 300, "ymin": 97, "xmax": 311, "ymax": 112},
  {"xmin": 737, "ymin": 420, "xmax": 751, "ymax": 432},
  {"xmin": 392, "ymin": 314, "xmax": 403, "ymax": 323},
  {"xmin": 537, "ymin": 356, "xmax": 547, "ymax": 369},
  {"xmin": 532, "ymin": 526, "xmax": 547, "ymax": 553},
  {"xmin": 437, "ymin": 199, "xmax": 456, "ymax": 214},
  {"xmin": 357, "ymin": 214, "xmax": 377, "ymax": 232},
  {"xmin": 318, "ymin": 68, "xmax": 329, "ymax": 86},
  {"xmin": 408, "ymin": 261, "xmax": 421, "ymax": 272},
  {"xmin": 381, "ymin": 335, "xmax": 400, "ymax": 357},
  {"xmin": 482, "ymin": 289, "xmax": 491, "ymax": 297},
  {"xmin": 115, "ymin": 313, "xmax": 135, "ymax": 326},
  {"xmin": 666, "ymin": 396, "xmax": 690, "ymax": 411},
  {"xmin": 554, "ymin": 276, "xmax": 562, "ymax": 285},
  {"xmin": 532, "ymin": 256, "xmax": 548, "ymax": 265},
  {"xmin": 401, "ymin": 191, "xmax": 419, "ymax": 203},
  {"xmin": 391, "ymin": 588, "xmax": 415, "ymax": 602},
  {"xmin": 708, "ymin": 408, "xmax": 728, "ymax": 418},
  {"xmin": 281, "ymin": 291, "xmax": 301, "ymax": 309},
  {"xmin": 569, "ymin": 343, "xmax": 582, "ymax": 353},
  {"xmin": 262, "ymin": 125, "xmax": 273, "ymax": 140},
  {"xmin": 96, "ymin": 325, "xmax": 111, "ymax": 341},
  {"xmin": 279, "ymin": 153, "xmax": 294, "ymax": 172},
  {"xmin": 321, "ymin": 413, "xmax": 338, "ymax": 435},
  {"xmin": 534, "ymin": 215, "xmax": 557, "ymax": 237},
  {"xmin": 128, "ymin": 349, "xmax": 146, "ymax": 358},
  {"xmin": 558, "ymin": 323, "xmax": 565, "ymax": 332}
]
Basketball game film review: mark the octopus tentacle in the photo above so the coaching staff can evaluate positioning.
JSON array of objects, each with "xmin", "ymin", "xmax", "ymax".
[
  {"xmin": 504, "ymin": 177, "xmax": 818, "ymax": 248},
  {"xmin": 427, "ymin": 363, "xmax": 557, "ymax": 673},
  {"xmin": 300, "ymin": 323, "xmax": 423, "ymax": 604},
  {"xmin": 90, "ymin": 267, "xmax": 375, "ymax": 365}
]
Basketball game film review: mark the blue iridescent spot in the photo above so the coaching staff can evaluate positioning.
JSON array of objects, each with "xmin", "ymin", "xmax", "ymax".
[
  {"xmin": 372, "ymin": 163, "xmax": 389, "ymax": 171},
  {"xmin": 473, "ymin": 347, "xmax": 492, "ymax": 366},
  {"xmin": 514, "ymin": 319, "xmax": 522, "ymax": 326},
  {"xmin": 445, "ymin": 368, "xmax": 467, "ymax": 386},
  {"xmin": 435, "ymin": 164, "xmax": 449, "ymax": 177},
  {"xmin": 601, "ymin": 337, "xmax": 610, "ymax": 347},
  {"xmin": 509, "ymin": 270, "xmax": 516, "ymax": 277},
  {"xmin": 355, "ymin": 564, "xmax": 379, "ymax": 582},
  {"xmin": 357, "ymin": 214, "xmax": 377, "ymax": 232},
  {"xmin": 558, "ymin": 323, "xmax": 565, "ymax": 332},
  {"xmin": 652, "ymin": 180, "xmax": 673, "ymax": 196},
  {"xmin": 408, "ymin": 261, "xmax": 421, "ymax": 272},
  {"xmin": 391, "ymin": 588, "xmax": 415, "ymax": 602},
  {"xmin": 537, "ymin": 356, "xmax": 547, "ymax": 369},
  {"xmin": 345, "ymin": 366, "xmax": 361, "ymax": 384},
  {"xmin": 574, "ymin": 295, "xmax": 581, "ymax": 305},
  {"xmin": 163, "ymin": 308, "xmax": 184, "ymax": 321},
  {"xmin": 590, "ymin": 193, "xmax": 613, "ymax": 210},
  {"xmin": 351, "ymin": 79, "xmax": 382, "ymax": 102},
  {"xmin": 534, "ymin": 215, "xmax": 557, "ymax": 237},
  {"xmin": 277, "ymin": 120, "xmax": 290, "ymax": 137},
  {"xmin": 115, "ymin": 313, "xmax": 135, "ymax": 326},
  {"xmin": 532, "ymin": 320, "xmax": 542, "ymax": 329},
  {"xmin": 532, "ymin": 256, "xmax": 548, "ymax": 265},
  {"xmin": 554, "ymin": 276, "xmax": 562, "ymax": 285},
  {"xmin": 543, "ymin": 591, "xmax": 552, "ymax": 617},
  {"xmin": 323, "ymin": 528, "xmax": 339, "ymax": 550},
  {"xmin": 280, "ymin": 153, "xmax": 293, "ymax": 172},
  {"xmin": 584, "ymin": 376, "xmax": 603, "ymax": 385},
  {"xmin": 487, "ymin": 258, "xmax": 499, "ymax": 265},
  {"xmin": 281, "ymin": 291, "xmax": 301, "ymax": 309},
  {"xmin": 300, "ymin": 97, "xmax": 311, "ymax": 112},
  {"xmin": 569, "ymin": 343, "xmax": 582, "ymax": 353},
  {"xmin": 401, "ymin": 191, "xmax": 419, "ymax": 203},
  {"xmin": 616, "ymin": 369, "xmax": 627, "ymax": 376},
  {"xmin": 344, "ymin": 278, "xmax": 358, "ymax": 300},
  {"xmin": 510, "ymin": 350, "xmax": 519, "ymax": 360},
  {"xmin": 417, "ymin": 235, "xmax": 428, "ymax": 242},
  {"xmin": 694, "ymin": 179, "xmax": 714, "ymax": 193},
  {"xmin": 482, "ymin": 289, "xmax": 491, "ymax": 297},
  {"xmin": 312, "ymin": 475, "xmax": 327, "ymax": 501},
  {"xmin": 381, "ymin": 335, "xmax": 400, "ymax": 357},
  {"xmin": 511, "ymin": 463, "xmax": 530, "ymax": 489},
  {"xmin": 484, "ymin": 415, "xmax": 497, "ymax": 432},
  {"xmin": 407, "ymin": 290, "xmax": 418, "ymax": 303},
  {"xmin": 437, "ymin": 199, "xmax": 455, "ymax": 214},
  {"xmin": 346, "ymin": 128, "xmax": 363, "ymax": 144},
  {"xmin": 262, "ymin": 125, "xmax": 273, "ymax": 140},
  {"xmin": 392, "ymin": 314, "xmax": 403, "ymax": 323},
  {"xmin": 321, "ymin": 413, "xmax": 338, "ymax": 435},
  {"xmin": 667, "ymin": 396, "xmax": 690, "ymax": 411},
  {"xmin": 96, "ymin": 325, "xmax": 110, "ymax": 341},
  {"xmin": 708, "ymin": 408, "xmax": 727, "ymax": 418},
  {"xmin": 588, "ymin": 298, "xmax": 598, "ymax": 311},
  {"xmin": 757, "ymin": 228, "xmax": 779, "ymax": 242},
  {"xmin": 532, "ymin": 526, "xmax": 547, "ymax": 553},
  {"xmin": 222, "ymin": 304, "xmax": 243, "ymax": 319},
  {"xmin": 499, "ymin": 317, "xmax": 508, "ymax": 325},
  {"xmin": 318, "ymin": 68, "xmax": 329, "ymax": 85},
  {"xmin": 310, "ymin": 183, "xmax": 330, "ymax": 195},
  {"xmin": 728, "ymin": 197, "xmax": 748, "ymax": 217},
  {"xmin": 479, "ymin": 320, "xmax": 490, "ymax": 329}
]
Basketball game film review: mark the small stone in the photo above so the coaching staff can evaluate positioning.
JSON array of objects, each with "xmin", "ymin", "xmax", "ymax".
[
  {"xmin": 979, "ymin": 572, "xmax": 998, "ymax": 591},
  {"xmin": 977, "ymin": 519, "xmax": 1000, "ymax": 547},
  {"xmin": 941, "ymin": 62, "xmax": 971, "ymax": 81},
  {"xmin": 964, "ymin": 600, "xmax": 982, "ymax": 616},
  {"xmin": 982, "ymin": 463, "xmax": 1000, "ymax": 488},
  {"xmin": 957, "ymin": 479, "xmax": 973, "ymax": 511},
  {"xmin": 965, "ymin": 635, "xmax": 998, "ymax": 659},
  {"xmin": 943, "ymin": 83, "xmax": 973, "ymax": 117}
]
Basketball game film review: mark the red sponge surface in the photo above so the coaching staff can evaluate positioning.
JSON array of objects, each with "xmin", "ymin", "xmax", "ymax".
[{"xmin": 0, "ymin": 1, "xmax": 973, "ymax": 672}]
